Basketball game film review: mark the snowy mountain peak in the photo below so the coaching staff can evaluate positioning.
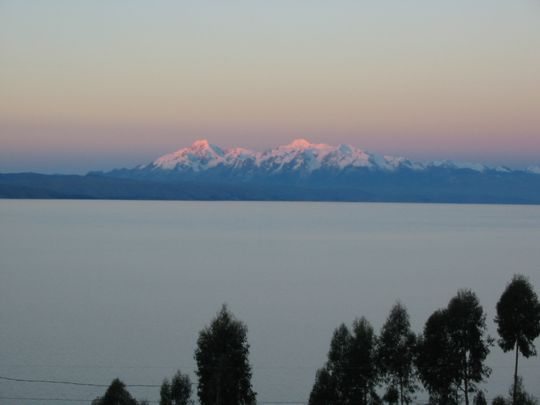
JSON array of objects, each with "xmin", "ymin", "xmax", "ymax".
[
  {"xmin": 288, "ymin": 138, "xmax": 311, "ymax": 148},
  {"xmin": 152, "ymin": 139, "xmax": 228, "ymax": 171},
  {"xmin": 92, "ymin": 141, "xmax": 540, "ymax": 203},
  {"xmin": 192, "ymin": 139, "xmax": 210, "ymax": 148},
  {"xmin": 190, "ymin": 139, "xmax": 224, "ymax": 156},
  {"xmin": 285, "ymin": 138, "xmax": 329, "ymax": 150},
  {"xmin": 143, "ymin": 139, "xmax": 531, "ymax": 176}
]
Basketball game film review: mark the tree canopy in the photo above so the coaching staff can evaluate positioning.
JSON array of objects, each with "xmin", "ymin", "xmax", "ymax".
[
  {"xmin": 160, "ymin": 370, "xmax": 192, "ymax": 405},
  {"xmin": 446, "ymin": 289, "xmax": 492, "ymax": 405},
  {"xmin": 92, "ymin": 378, "xmax": 138, "ymax": 405},
  {"xmin": 495, "ymin": 274, "xmax": 540, "ymax": 404},
  {"xmin": 377, "ymin": 302, "xmax": 417, "ymax": 405},
  {"xmin": 309, "ymin": 318, "xmax": 379, "ymax": 405},
  {"xmin": 416, "ymin": 309, "xmax": 459, "ymax": 404},
  {"xmin": 496, "ymin": 275, "xmax": 540, "ymax": 356},
  {"xmin": 195, "ymin": 305, "xmax": 256, "ymax": 405},
  {"xmin": 417, "ymin": 290, "xmax": 491, "ymax": 405}
]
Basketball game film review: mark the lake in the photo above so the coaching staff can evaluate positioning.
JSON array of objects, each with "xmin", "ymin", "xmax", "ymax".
[{"xmin": 1, "ymin": 200, "xmax": 539, "ymax": 404}]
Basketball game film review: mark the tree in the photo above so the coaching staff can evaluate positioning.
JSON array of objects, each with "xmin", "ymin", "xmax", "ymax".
[
  {"xmin": 195, "ymin": 305, "xmax": 256, "ymax": 405},
  {"xmin": 377, "ymin": 303, "xmax": 417, "ymax": 405},
  {"xmin": 493, "ymin": 377, "xmax": 540, "ymax": 405},
  {"xmin": 383, "ymin": 386, "xmax": 399, "ymax": 404},
  {"xmin": 349, "ymin": 317, "xmax": 379, "ymax": 404},
  {"xmin": 309, "ymin": 319, "xmax": 378, "ymax": 405},
  {"xmin": 508, "ymin": 377, "xmax": 539, "ymax": 405},
  {"xmin": 308, "ymin": 323, "xmax": 353, "ymax": 404},
  {"xmin": 160, "ymin": 379, "xmax": 172, "ymax": 405},
  {"xmin": 308, "ymin": 368, "xmax": 335, "ymax": 405},
  {"xmin": 161, "ymin": 371, "xmax": 192, "ymax": 405},
  {"xmin": 417, "ymin": 291, "xmax": 491, "ymax": 405},
  {"xmin": 92, "ymin": 378, "xmax": 138, "ymax": 405},
  {"xmin": 171, "ymin": 370, "xmax": 192, "ymax": 405},
  {"xmin": 474, "ymin": 391, "xmax": 487, "ymax": 405},
  {"xmin": 495, "ymin": 275, "xmax": 540, "ymax": 405},
  {"xmin": 446, "ymin": 290, "xmax": 492, "ymax": 405},
  {"xmin": 416, "ymin": 309, "xmax": 459, "ymax": 404},
  {"xmin": 326, "ymin": 323, "xmax": 354, "ymax": 403}
]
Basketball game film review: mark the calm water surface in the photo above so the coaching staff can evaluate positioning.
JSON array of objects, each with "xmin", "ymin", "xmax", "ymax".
[{"xmin": 1, "ymin": 200, "xmax": 539, "ymax": 403}]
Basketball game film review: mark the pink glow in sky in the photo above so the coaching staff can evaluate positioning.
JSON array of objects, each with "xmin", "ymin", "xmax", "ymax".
[{"xmin": 1, "ymin": 1, "xmax": 539, "ymax": 173}]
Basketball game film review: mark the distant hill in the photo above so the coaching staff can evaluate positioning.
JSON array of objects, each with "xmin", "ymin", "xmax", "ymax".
[{"xmin": 2, "ymin": 139, "xmax": 540, "ymax": 203}]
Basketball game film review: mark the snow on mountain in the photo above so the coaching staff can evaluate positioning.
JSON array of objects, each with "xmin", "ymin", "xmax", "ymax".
[
  {"xmin": 426, "ymin": 160, "xmax": 488, "ymax": 172},
  {"xmin": 148, "ymin": 138, "xmax": 416, "ymax": 174},
  {"xmin": 527, "ymin": 166, "xmax": 540, "ymax": 174},
  {"xmin": 138, "ymin": 138, "xmax": 519, "ymax": 176},
  {"xmin": 152, "ymin": 139, "xmax": 229, "ymax": 171},
  {"xmin": 255, "ymin": 139, "xmax": 380, "ymax": 173}
]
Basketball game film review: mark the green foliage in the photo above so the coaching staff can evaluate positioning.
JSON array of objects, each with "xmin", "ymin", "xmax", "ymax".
[
  {"xmin": 495, "ymin": 275, "xmax": 540, "ymax": 404},
  {"xmin": 446, "ymin": 289, "xmax": 492, "ymax": 401},
  {"xmin": 417, "ymin": 290, "xmax": 491, "ymax": 405},
  {"xmin": 92, "ymin": 378, "xmax": 138, "ymax": 405},
  {"xmin": 377, "ymin": 302, "xmax": 417, "ymax": 404},
  {"xmin": 195, "ymin": 305, "xmax": 256, "ymax": 405},
  {"xmin": 509, "ymin": 377, "xmax": 539, "ymax": 405},
  {"xmin": 308, "ymin": 368, "xmax": 335, "ymax": 405},
  {"xmin": 491, "ymin": 377, "xmax": 540, "ymax": 405},
  {"xmin": 495, "ymin": 275, "xmax": 540, "ymax": 357},
  {"xmin": 349, "ymin": 317, "xmax": 379, "ymax": 403},
  {"xmin": 160, "ymin": 371, "xmax": 191, "ymax": 405},
  {"xmin": 160, "ymin": 379, "xmax": 172, "ymax": 405},
  {"xmin": 309, "ymin": 318, "xmax": 378, "ymax": 405},
  {"xmin": 327, "ymin": 323, "xmax": 354, "ymax": 403},
  {"xmin": 416, "ymin": 309, "xmax": 459, "ymax": 403},
  {"xmin": 171, "ymin": 370, "xmax": 192, "ymax": 405},
  {"xmin": 474, "ymin": 391, "xmax": 487, "ymax": 405}
]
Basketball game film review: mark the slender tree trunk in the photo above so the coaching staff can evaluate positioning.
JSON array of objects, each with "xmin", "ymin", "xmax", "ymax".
[
  {"xmin": 513, "ymin": 341, "xmax": 519, "ymax": 405},
  {"xmin": 463, "ymin": 351, "xmax": 471, "ymax": 405},
  {"xmin": 399, "ymin": 377, "xmax": 404, "ymax": 405},
  {"xmin": 464, "ymin": 377, "xmax": 469, "ymax": 405}
]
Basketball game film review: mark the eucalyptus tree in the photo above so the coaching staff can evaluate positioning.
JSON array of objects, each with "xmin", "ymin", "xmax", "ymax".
[
  {"xmin": 416, "ymin": 309, "xmax": 459, "ymax": 404},
  {"xmin": 160, "ymin": 371, "xmax": 192, "ymax": 405},
  {"xmin": 326, "ymin": 324, "xmax": 354, "ymax": 403},
  {"xmin": 377, "ymin": 303, "xmax": 417, "ymax": 405},
  {"xmin": 495, "ymin": 275, "xmax": 540, "ymax": 404},
  {"xmin": 309, "ymin": 368, "xmax": 335, "ymax": 405},
  {"xmin": 160, "ymin": 379, "xmax": 172, "ymax": 405},
  {"xmin": 473, "ymin": 391, "xmax": 487, "ymax": 405},
  {"xmin": 349, "ymin": 317, "xmax": 379, "ymax": 404},
  {"xmin": 445, "ymin": 289, "xmax": 492, "ymax": 405},
  {"xmin": 171, "ymin": 371, "xmax": 192, "ymax": 405},
  {"xmin": 92, "ymin": 378, "xmax": 138, "ymax": 405},
  {"xmin": 309, "ymin": 318, "xmax": 379, "ymax": 405},
  {"xmin": 195, "ymin": 305, "xmax": 256, "ymax": 405},
  {"xmin": 417, "ymin": 290, "xmax": 491, "ymax": 405}
]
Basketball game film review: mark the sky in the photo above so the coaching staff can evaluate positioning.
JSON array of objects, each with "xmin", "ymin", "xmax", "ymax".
[{"xmin": 1, "ymin": 0, "xmax": 540, "ymax": 173}]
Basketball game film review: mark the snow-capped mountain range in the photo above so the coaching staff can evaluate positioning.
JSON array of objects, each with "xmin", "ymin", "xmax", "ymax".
[
  {"xmin": 88, "ymin": 138, "xmax": 540, "ymax": 203},
  {"xmin": 3, "ymin": 139, "xmax": 540, "ymax": 203},
  {"xmin": 147, "ymin": 138, "xmax": 417, "ymax": 173},
  {"xmin": 122, "ymin": 138, "xmax": 534, "ymax": 177}
]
